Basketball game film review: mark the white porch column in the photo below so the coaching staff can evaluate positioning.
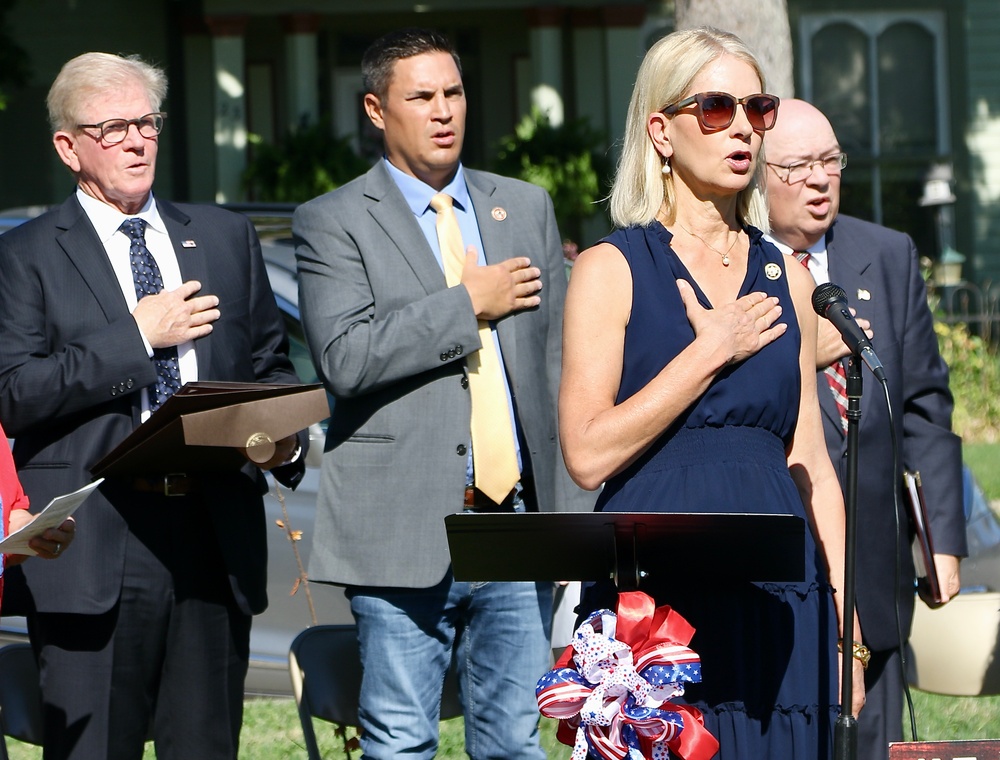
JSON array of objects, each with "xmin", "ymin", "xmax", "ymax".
[
  {"xmin": 570, "ymin": 9, "xmax": 608, "ymax": 139},
  {"xmin": 206, "ymin": 15, "xmax": 248, "ymax": 204},
  {"xmin": 568, "ymin": 8, "xmax": 612, "ymax": 248},
  {"xmin": 602, "ymin": 4, "xmax": 647, "ymax": 166},
  {"xmin": 526, "ymin": 7, "xmax": 566, "ymax": 125},
  {"xmin": 181, "ymin": 19, "xmax": 215, "ymax": 202},
  {"xmin": 283, "ymin": 13, "xmax": 321, "ymax": 131}
]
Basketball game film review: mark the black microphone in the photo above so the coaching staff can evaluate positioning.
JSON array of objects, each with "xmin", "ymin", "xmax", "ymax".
[{"xmin": 811, "ymin": 283, "xmax": 886, "ymax": 382}]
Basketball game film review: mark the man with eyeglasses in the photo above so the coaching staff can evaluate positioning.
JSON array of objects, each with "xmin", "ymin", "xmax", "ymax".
[
  {"xmin": 0, "ymin": 52, "xmax": 307, "ymax": 760},
  {"xmin": 765, "ymin": 98, "xmax": 966, "ymax": 760}
]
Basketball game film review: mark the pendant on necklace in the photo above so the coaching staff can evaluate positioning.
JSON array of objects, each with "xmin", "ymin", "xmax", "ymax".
[{"xmin": 722, "ymin": 253, "xmax": 730, "ymax": 266}]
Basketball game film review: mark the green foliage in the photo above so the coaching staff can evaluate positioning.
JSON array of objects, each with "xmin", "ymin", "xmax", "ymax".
[
  {"xmin": 964, "ymin": 442, "xmax": 1000, "ymax": 500},
  {"xmin": 910, "ymin": 689, "xmax": 1000, "ymax": 742},
  {"xmin": 243, "ymin": 121, "xmax": 370, "ymax": 203},
  {"xmin": 492, "ymin": 108, "xmax": 610, "ymax": 240},
  {"xmin": 935, "ymin": 319, "xmax": 1000, "ymax": 443},
  {"xmin": 0, "ymin": 0, "xmax": 31, "ymax": 111}
]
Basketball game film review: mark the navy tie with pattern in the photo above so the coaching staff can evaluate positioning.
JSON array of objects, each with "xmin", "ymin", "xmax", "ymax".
[{"xmin": 121, "ymin": 218, "xmax": 181, "ymax": 412}]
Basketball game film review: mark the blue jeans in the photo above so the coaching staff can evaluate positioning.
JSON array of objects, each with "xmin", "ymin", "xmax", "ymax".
[{"xmin": 347, "ymin": 574, "xmax": 554, "ymax": 760}]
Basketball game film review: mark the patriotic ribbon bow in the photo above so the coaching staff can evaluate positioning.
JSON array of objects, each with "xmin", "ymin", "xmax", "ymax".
[{"xmin": 536, "ymin": 591, "xmax": 719, "ymax": 760}]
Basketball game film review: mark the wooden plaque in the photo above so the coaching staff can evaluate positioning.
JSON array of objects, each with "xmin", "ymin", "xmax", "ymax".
[{"xmin": 890, "ymin": 739, "xmax": 1000, "ymax": 759}]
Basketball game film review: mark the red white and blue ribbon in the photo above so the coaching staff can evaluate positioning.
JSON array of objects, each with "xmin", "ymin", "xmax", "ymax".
[{"xmin": 536, "ymin": 591, "xmax": 719, "ymax": 760}]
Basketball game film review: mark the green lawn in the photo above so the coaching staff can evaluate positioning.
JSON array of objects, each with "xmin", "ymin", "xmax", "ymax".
[
  {"xmin": 965, "ymin": 442, "xmax": 1000, "ymax": 503},
  {"xmin": 7, "ymin": 444, "xmax": 999, "ymax": 758},
  {"xmin": 8, "ymin": 692, "xmax": 1000, "ymax": 759}
]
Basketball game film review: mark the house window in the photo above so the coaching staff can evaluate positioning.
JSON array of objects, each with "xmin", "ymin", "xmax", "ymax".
[{"xmin": 799, "ymin": 12, "xmax": 949, "ymax": 258}]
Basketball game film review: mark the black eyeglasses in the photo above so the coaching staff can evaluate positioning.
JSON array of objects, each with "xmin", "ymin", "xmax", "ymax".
[
  {"xmin": 662, "ymin": 92, "xmax": 780, "ymax": 132},
  {"xmin": 767, "ymin": 152, "xmax": 848, "ymax": 184},
  {"xmin": 77, "ymin": 112, "xmax": 167, "ymax": 144}
]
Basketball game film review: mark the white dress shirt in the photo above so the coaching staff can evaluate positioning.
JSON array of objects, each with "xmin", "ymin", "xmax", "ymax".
[
  {"xmin": 765, "ymin": 233, "xmax": 831, "ymax": 286},
  {"xmin": 76, "ymin": 188, "xmax": 198, "ymax": 419}
]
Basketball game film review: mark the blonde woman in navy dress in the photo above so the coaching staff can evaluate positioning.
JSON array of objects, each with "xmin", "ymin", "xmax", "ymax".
[{"xmin": 559, "ymin": 27, "xmax": 866, "ymax": 759}]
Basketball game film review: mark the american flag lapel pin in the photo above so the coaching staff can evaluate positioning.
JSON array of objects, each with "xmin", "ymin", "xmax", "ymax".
[{"xmin": 181, "ymin": 240, "xmax": 197, "ymax": 248}]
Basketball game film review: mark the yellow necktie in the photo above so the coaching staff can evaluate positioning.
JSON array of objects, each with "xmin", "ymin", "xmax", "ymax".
[{"xmin": 430, "ymin": 193, "xmax": 520, "ymax": 503}]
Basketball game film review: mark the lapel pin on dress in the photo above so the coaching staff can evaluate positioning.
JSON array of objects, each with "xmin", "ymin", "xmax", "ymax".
[
  {"xmin": 181, "ymin": 240, "xmax": 197, "ymax": 248},
  {"xmin": 491, "ymin": 207, "xmax": 507, "ymax": 221},
  {"xmin": 857, "ymin": 288, "xmax": 871, "ymax": 301}
]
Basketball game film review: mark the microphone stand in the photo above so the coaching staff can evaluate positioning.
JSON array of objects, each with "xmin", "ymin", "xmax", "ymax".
[{"xmin": 834, "ymin": 353, "xmax": 863, "ymax": 760}]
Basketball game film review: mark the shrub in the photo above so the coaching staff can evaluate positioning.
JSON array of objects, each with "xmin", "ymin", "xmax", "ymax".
[
  {"xmin": 491, "ymin": 108, "xmax": 611, "ymax": 242},
  {"xmin": 243, "ymin": 120, "xmax": 370, "ymax": 203},
  {"xmin": 936, "ymin": 319, "xmax": 1000, "ymax": 443}
]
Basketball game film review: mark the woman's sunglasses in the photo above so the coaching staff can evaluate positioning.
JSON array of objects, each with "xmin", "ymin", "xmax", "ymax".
[{"xmin": 662, "ymin": 92, "xmax": 780, "ymax": 132}]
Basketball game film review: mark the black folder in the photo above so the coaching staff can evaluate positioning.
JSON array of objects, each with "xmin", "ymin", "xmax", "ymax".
[{"xmin": 904, "ymin": 470, "xmax": 943, "ymax": 604}]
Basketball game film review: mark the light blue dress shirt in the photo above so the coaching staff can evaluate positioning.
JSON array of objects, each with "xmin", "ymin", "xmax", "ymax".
[{"xmin": 383, "ymin": 159, "xmax": 523, "ymax": 486}]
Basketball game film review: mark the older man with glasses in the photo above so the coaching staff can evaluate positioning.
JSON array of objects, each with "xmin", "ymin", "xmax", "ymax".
[
  {"xmin": 0, "ymin": 52, "xmax": 308, "ymax": 760},
  {"xmin": 765, "ymin": 98, "xmax": 967, "ymax": 760}
]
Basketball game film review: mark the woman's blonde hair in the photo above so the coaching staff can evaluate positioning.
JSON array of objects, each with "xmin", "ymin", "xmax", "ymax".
[
  {"xmin": 47, "ymin": 52, "xmax": 167, "ymax": 133},
  {"xmin": 609, "ymin": 26, "xmax": 770, "ymax": 231}
]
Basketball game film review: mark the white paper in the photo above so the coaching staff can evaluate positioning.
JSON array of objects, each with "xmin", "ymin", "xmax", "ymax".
[{"xmin": 0, "ymin": 478, "xmax": 103, "ymax": 556}]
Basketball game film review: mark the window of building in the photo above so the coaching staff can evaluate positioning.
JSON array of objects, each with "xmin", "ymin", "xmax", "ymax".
[{"xmin": 798, "ymin": 11, "xmax": 949, "ymax": 258}]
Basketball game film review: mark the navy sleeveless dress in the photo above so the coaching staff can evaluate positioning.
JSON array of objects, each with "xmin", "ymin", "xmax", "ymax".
[{"xmin": 581, "ymin": 222, "xmax": 839, "ymax": 759}]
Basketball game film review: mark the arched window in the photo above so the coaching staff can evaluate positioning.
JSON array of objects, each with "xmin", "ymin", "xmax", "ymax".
[{"xmin": 800, "ymin": 12, "xmax": 948, "ymax": 258}]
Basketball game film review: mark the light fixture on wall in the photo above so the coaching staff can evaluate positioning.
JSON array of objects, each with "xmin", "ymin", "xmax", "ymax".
[{"xmin": 920, "ymin": 161, "xmax": 963, "ymax": 287}]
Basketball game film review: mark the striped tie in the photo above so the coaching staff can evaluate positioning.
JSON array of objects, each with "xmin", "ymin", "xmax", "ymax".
[{"xmin": 796, "ymin": 252, "xmax": 849, "ymax": 434}]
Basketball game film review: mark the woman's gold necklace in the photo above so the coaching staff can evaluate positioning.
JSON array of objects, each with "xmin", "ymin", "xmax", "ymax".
[{"xmin": 678, "ymin": 223, "xmax": 740, "ymax": 267}]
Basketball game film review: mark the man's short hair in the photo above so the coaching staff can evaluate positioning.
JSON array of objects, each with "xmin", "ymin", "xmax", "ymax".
[
  {"xmin": 362, "ymin": 28, "xmax": 461, "ymax": 102},
  {"xmin": 47, "ymin": 52, "xmax": 167, "ymax": 133}
]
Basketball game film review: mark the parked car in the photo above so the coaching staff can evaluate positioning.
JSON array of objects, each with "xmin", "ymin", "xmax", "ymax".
[
  {"xmin": 243, "ymin": 206, "xmax": 354, "ymax": 697},
  {"xmin": 0, "ymin": 206, "xmax": 49, "ymax": 235}
]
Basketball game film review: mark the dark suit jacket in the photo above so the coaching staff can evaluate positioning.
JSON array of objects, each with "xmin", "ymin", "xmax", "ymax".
[
  {"xmin": 0, "ymin": 194, "xmax": 304, "ymax": 617},
  {"xmin": 820, "ymin": 214, "xmax": 966, "ymax": 652},
  {"xmin": 294, "ymin": 162, "xmax": 594, "ymax": 589}
]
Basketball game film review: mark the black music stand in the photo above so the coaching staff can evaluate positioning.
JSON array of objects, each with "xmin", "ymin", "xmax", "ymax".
[{"xmin": 445, "ymin": 512, "xmax": 805, "ymax": 589}]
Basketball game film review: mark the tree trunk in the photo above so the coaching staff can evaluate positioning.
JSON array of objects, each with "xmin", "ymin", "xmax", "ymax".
[{"xmin": 675, "ymin": 0, "xmax": 794, "ymax": 99}]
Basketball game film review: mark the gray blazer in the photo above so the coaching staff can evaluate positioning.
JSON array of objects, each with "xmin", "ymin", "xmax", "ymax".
[
  {"xmin": 820, "ymin": 214, "xmax": 966, "ymax": 652},
  {"xmin": 295, "ymin": 162, "xmax": 593, "ymax": 588}
]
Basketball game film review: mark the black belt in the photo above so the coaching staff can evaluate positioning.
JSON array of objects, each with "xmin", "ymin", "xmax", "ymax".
[
  {"xmin": 464, "ymin": 486, "xmax": 516, "ymax": 512},
  {"xmin": 131, "ymin": 473, "xmax": 200, "ymax": 497}
]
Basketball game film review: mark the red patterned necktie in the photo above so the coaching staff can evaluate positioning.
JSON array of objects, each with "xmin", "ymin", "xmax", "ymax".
[{"xmin": 796, "ymin": 252, "xmax": 849, "ymax": 434}]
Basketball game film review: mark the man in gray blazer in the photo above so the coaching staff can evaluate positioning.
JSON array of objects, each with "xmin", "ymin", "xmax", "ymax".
[
  {"xmin": 294, "ymin": 28, "xmax": 590, "ymax": 760},
  {"xmin": 765, "ymin": 99, "xmax": 967, "ymax": 760}
]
